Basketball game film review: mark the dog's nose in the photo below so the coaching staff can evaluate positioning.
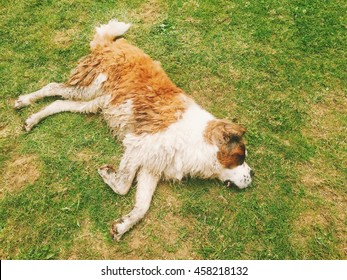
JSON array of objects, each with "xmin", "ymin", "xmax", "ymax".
[{"xmin": 250, "ymin": 169, "xmax": 255, "ymax": 178}]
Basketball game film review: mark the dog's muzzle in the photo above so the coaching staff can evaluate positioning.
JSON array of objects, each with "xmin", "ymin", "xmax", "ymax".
[
  {"xmin": 224, "ymin": 169, "xmax": 255, "ymax": 188},
  {"xmin": 224, "ymin": 180, "xmax": 237, "ymax": 188}
]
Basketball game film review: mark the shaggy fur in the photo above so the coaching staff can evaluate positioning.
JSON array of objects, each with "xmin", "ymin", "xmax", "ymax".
[{"xmin": 15, "ymin": 20, "xmax": 253, "ymax": 240}]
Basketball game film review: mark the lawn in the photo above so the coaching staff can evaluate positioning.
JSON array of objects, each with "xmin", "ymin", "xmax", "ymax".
[{"xmin": 0, "ymin": 0, "xmax": 346, "ymax": 259}]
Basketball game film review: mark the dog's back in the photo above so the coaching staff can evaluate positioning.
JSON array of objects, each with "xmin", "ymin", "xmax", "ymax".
[{"xmin": 67, "ymin": 21, "xmax": 187, "ymax": 135}]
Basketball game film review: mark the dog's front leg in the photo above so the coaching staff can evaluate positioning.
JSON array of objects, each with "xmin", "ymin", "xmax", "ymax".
[
  {"xmin": 110, "ymin": 168, "xmax": 159, "ymax": 241},
  {"xmin": 98, "ymin": 150, "xmax": 138, "ymax": 195}
]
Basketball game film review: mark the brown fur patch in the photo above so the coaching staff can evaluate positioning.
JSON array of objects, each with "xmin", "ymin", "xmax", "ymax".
[
  {"xmin": 67, "ymin": 38, "xmax": 187, "ymax": 134},
  {"xmin": 217, "ymin": 143, "xmax": 246, "ymax": 169},
  {"xmin": 204, "ymin": 119, "xmax": 246, "ymax": 168},
  {"xmin": 204, "ymin": 119, "xmax": 246, "ymax": 145}
]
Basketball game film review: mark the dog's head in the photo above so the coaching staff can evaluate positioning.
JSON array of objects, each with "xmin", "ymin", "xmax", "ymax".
[{"xmin": 205, "ymin": 119, "xmax": 253, "ymax": 189}]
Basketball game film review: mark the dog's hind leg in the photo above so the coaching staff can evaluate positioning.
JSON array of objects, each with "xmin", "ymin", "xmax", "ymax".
[
  {"xmin": 14, "ymin": 83, "xmax": 75, "ymax": 109},
  {"xmin": 98, "ymin": 152, "xmax": 138, "ymax": 195},
  {"xmin": 14, "ymin": 74, "xmax": 107, "ymax": 109},
  {"xmin": 110, "ymin": 168, "xmax": 159, "ymax": 240},
  {"xmin": 23, "ymin": 95, "xmax": 110, "ymax": 131}
]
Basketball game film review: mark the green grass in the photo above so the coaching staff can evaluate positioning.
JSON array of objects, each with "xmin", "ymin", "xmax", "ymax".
[{"xmin": 0, "ymin": 0, "xmax": 346, "ymax": 259}]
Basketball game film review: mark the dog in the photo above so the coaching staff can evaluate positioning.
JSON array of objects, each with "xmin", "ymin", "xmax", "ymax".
[{"xmin": 15, "ymin": 20, "xmax": 254, "ymax": 240}]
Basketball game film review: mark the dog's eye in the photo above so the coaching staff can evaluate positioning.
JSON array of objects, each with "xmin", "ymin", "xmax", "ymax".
[{"xmin": 236, "ymin": 153, "xmax": 245, "ymax": 166}]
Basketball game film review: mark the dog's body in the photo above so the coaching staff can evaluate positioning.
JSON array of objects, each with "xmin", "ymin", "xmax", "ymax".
[{"xmin": 15, "ymin": 20, "xmax": 253, "ymax": 240}]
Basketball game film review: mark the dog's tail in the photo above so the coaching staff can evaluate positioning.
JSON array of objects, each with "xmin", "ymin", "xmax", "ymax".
[{"xmin": 90, "ymin": 19, "xmax": 131, "ymax": 50}]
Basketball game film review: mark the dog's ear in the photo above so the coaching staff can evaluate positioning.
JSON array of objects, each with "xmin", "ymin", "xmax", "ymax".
[{"xmin": 205, "ymin": 119, "xmax": 246, "ymax": 146}]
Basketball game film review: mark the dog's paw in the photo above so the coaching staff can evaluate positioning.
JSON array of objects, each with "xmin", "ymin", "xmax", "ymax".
[
  {"xmin": 23, "ymin": 117, "xmax": 36, "ymax": 132},
  {"xmin": 110, "ymin": 219, "xmax": 125, "ymax": 241},
  {"xmin": 14, "ymin": 96, "xmax": 31, "ymax": 109},
  {"xmin": 98, "ymin": 164, "xmax": 115, "ymax": 174},
  {"xmin": 98, "ymin": 165, "xmax": 130, "ymax": 195},
  {"xmin": 98, "ymin": 165, "xmax": 115, "ymax": 182}
]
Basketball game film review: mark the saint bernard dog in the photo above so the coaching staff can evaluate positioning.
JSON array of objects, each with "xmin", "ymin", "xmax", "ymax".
[{"xmin": 15, "ymin": 20, "xmax": 254, "ymax": 240}]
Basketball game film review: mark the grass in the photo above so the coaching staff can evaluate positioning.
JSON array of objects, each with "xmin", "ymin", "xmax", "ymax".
[{"xmin": 0, "ymin": 0, "xmax": 346, "ymax": 259}]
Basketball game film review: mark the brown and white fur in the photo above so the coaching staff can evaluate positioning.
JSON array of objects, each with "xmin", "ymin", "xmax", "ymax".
[{"xmin": 15, "ymin": 20, "xmax": 254, "ymax": 240}]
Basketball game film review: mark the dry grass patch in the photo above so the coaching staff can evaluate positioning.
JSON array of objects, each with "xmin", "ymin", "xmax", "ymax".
[
  {"xmin": 305, "ymin": 89, "xmax": 346, "ymax": 140},
  {"xmin": 0, "ymin": 220, "xmax": 22, "ymax": 259},
  {"xmin": 299, "ymin": 159, "xmax": 340, "ymax": 188},
  {"xmin": 1, "ymin": 154, "xmax": 41, "ymax": 198},
  {"xmin": 291, "ymin": 87, "xmax": 347, "ymax": 258},
  {"xmin": 291, "ymin": 188, "xmax": 347, "ymax": 258},
  {"xmin": 0, "ymin": 124, "xmax": 21, "ymax": 139},
  {"xmin": 75, "ymin": 149, "xmax": 98, "ymax": 163},
  {"xmin": 74, "ymin": 148, "xmax": 102, "ymax": 170},
  {"xmin": 124, "ymin": 184, "xmax": 198, "ymax": 259},
  {"xmin": 126, "ymin": 211, "xmax": 197, "ymax": 260},
  {"xmin": 315, "ymin": 186, "xmax": 347, "ymax": 257},
  {"xmin": 291, "ymin": 206, "xmax": 328, "ymax": 250},
  {"xmin": 73, "ymin": 148, "xmax": 120, "ymax": 174},
  {"xmin": 292, "ymin": 158, "xmax": 347, "ymax": 258},
  {"xmin": 131, "ymin": 0, "xmax": 168, "ymax": 25},
  {"xmin": 61, "ymin": 184, "xmax": 199, "ymax": 259},
  {"xmin": 0, "ymin": 247, "xmax": 7, "ymax": 259},
  {"xmin": 0, "ymin": 101, "xmax": 25, "ymax": 138},
  {"xmin": 53, "ymin": 28, "xmax": 77, "ymax": 48},
  {"xmin": 64, "ymin": 218, "xmax": 128, "ymax": 260}
]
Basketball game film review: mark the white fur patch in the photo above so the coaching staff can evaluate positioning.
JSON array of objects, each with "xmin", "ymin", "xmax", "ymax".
[
  {"xmin": 219, "ymin": 163, "xmax": 252, "ymax": 189},
  {"xmin": 73, "ymin": 73, "xmax": 107, "ymax": 100},
  {"xmin": 117, "ymin": 98, "xmax": 253, "ymax": 189},
  {"xmin": 121, "ymin": 101, "xmax": 221, "ymax": 180},
  {"xmin": 95, "ymin": 20, "xmax": 131, "ymax": 39},
  {"xmin": 103, "ymin": 99, "xmax": 134, "ymax": 139}
]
